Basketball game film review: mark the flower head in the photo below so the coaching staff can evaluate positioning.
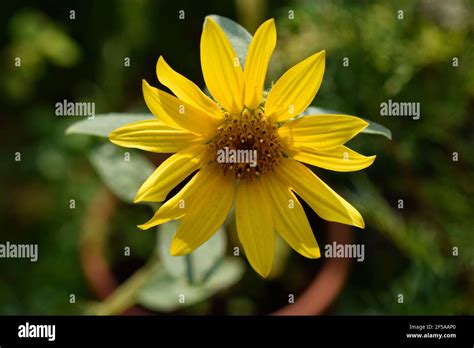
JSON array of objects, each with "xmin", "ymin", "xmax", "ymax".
[{"xmin": 109, "ymin": 17, "xmax": 375, "ymax": 277}]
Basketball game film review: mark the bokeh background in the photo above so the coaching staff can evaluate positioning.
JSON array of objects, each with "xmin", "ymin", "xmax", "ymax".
[{"xmin": 1, "ymin": 0, "xmax": 473, "ymax": 315}]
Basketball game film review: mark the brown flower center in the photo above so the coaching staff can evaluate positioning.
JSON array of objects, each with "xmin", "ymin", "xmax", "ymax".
[{"xmin": 210, "ymin": 108, "xmax": 283, "ymax": 180}]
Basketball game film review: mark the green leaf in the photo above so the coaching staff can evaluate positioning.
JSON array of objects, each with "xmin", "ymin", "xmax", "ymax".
[
  {"xmin": 89, "ymin": 143, "xmax": 154, "ymax": 203},
  {"xmin": 137, "ymin": 259, "xmax": 243, "ymax": 312},
  {"xmin": 301, "ymin": 106, "xmax": 339, "ymax": 116},
  {"xmin": 303, "ymin": 106, "xmax": 392, "ymax": 140},
  {"xmin": 359, "ymin": 118, "xmax": 392, "ymax": 140},
  {"xmin": 207, "ymin": 15, "xmax": 252, "ymax": 67},
  {"xmin": 157, "ymin": 221, "xmax": 227, "ymax": 284},
  {"xmin": 65, "ymin": 113, "xmax": 154, "ymax": 138}
]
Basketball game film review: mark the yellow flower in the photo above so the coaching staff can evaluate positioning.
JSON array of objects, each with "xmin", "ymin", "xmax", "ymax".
[{"xmin": 109, "ymin": 18, "xmax": 375, "ymax": 277}]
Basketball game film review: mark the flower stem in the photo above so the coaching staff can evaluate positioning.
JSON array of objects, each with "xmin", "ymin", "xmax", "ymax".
[
  {"xmin": 89, "ymin": 257, "xmax": 161, "ymax": 315},
  {"xmin": 185, "ymin": 253, "xmax": 194, "ymax": 285}
]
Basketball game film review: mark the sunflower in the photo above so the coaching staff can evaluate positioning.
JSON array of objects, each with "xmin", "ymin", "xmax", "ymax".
[{"xmin": 109, "ymin": 18, "xmax": 375, "ymax": 277}]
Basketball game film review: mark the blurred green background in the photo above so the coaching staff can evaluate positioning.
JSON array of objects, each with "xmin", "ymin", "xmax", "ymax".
[{"xmin": 1, "ymin": 0, "xmax": 473, "ymax": 315}]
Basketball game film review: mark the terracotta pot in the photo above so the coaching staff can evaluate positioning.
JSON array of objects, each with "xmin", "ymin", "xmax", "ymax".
[
  {"xmin": 272, "ymin": 222, "xmax": 353, "ymax": 315},
  {"xmin": 80, "ymin": 188, "xmax": 353, "ymax": 315}
]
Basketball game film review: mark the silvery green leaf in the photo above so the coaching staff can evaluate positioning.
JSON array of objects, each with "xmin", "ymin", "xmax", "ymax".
[
  {"xmin": 65, "ymin": 113, "xmax": 154, "ymax": 138},
  {"xmin": 157, "ymin": 221, "xmax": 227, "ymax": 284},
  {"xmin": 301, "ymin": 106, "xmax": 340, "ymax": 116},
  {"xmin": 137, "ymin": 259, "xmax": 243, "ymax": 312},
  {"xmin": 89, "ymin": 143, "xmax": 154, "ymax": 203},
  {"xmin": 206, "ymin": 15, "xmax": 252, "ymax": 67},
  {"xmin": 359, "ymin": 118, "xmax": 392, "ymax": 140}
]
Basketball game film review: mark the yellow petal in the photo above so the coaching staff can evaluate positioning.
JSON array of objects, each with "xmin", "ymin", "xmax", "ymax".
[
  {"xmin": 278, "ymin": 114, "xmax": 369, "ymax": 150},
  {"xmin": 287, "ymin": 145, "xmax": 376, "ymax": 172},
  {"xmin": 109, "ymin": 119, "xmax": 202, "ymax": 153},
  {"xmin": 244, "ymin": 19, "xmax": 276, "ymax": 110},
  {"xmin": 235, "ymin": 179, "xmax": 274, "ymax": 278},
  {"xmin": 170, "ymin": 166, "xmax": 235, "ymax": 255},
  {"xmin": 137, "ymin": 166, "xmax": 214, "ymax": 230},
  {"xmin": 266, "ymin": 50, "xmax": 325, "ymax": 122},
  {"xmin": 156, "ymin": 56, "xmax": 222, "ymax": 119},
  {"xmin": 142, "ymin": 80, "xmax": 218, "ymax": 136},
  {"xmin": 276, "ymin": 158, "xmax": 365, "ymax": 228},
  {"xmin": 135, "ymin": 144, "xmax": 210, "ymax": 203},
  {"xmin": 201, "ymin": 17, "xmax": 244, "ymax": 114},
  {"xmin": 262, "ymin": 172, "xmax": 320, "ymax": 258}
]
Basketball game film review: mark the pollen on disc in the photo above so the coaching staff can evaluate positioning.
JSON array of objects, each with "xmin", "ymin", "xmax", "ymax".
[{"xmin": 210, "ymin": 108, "xmax": 283, "ymax": 180}]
